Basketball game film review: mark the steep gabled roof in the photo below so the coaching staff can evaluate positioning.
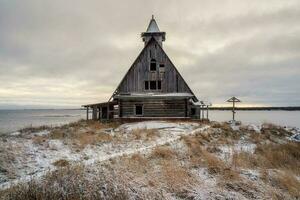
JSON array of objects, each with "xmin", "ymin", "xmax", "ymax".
[{"xmin": 109, "ymin": 37, "xmax": 198, "ymax": 102}]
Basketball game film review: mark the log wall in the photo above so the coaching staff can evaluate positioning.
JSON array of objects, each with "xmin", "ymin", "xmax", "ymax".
[{"xmin": 120, "ymin": 98, "xmax": 188, "ymax": 118}]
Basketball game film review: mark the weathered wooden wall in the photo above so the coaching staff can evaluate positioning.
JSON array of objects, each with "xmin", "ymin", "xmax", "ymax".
[
  {"xmin": 120, "ymin": 98, "xmax": 188, "ymax": 118},
  {"xmin": 116, "ymin": 39, "xmax": 192, "ymax": 94}
]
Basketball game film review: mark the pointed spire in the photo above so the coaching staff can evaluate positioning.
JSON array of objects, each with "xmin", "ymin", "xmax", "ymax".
[
  {"xmin": 141, "ymin": 16, "xmax": 166, "ymax": 46},
  {"xmin": 146, "ymin": 15, "xmax": 160, "ymax": 33}
]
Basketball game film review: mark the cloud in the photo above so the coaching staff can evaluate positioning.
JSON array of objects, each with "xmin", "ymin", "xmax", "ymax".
[{"xmin": 0, "ymin": 0, "xmax": 300, "ymax": 108}]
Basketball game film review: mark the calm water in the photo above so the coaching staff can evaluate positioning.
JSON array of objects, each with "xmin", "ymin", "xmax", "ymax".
[
  {"xmin": 0, "ymin": 109, "xmax": 85, "ymax": 134},
  {"xmin": 0, "ymin": 109, "xmax": 299, "ymax": 135},
  {"xmin": 209, "ymin": 110, "xmax": 300, "ymax": 128}
]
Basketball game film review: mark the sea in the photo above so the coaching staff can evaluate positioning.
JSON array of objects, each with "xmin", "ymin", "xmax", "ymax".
[{"xmin": 0, "ymin": 109, "xmax": 299, "ymax": 135}]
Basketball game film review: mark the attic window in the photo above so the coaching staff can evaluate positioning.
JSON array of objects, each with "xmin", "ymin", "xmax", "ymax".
[{"xmin": 150, "ymin": 59, "xmax": 156, "ymax": 71}]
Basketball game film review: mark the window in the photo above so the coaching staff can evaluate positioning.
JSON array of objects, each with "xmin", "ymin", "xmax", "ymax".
[
  {"xmin": 150, "ymin": 81, "xmax": 156, "ymax": 90},
  {"xmin": 159, "ymin": 64, "xmax": 165, "ymax": 68},
  {"xmin": 145, "ymin": 81, "xmax": 149, "ymax": 90},
  {"xmin": 191, "ymin": 108, "xmax": 196, "ymax": 116},
  {"xmin": 150, "ymin": 59, "xmax": 156, "ymax": 71},
  {"xmin": 135, "ymin": 105, "xmax": 143, "ymax": 116},
  {"xmin": 157, "ymin": 80, "xmax": 161, "ymax": 90}
]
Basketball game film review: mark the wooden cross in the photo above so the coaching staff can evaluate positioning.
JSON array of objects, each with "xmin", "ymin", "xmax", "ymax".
[{"xmin": 226, "ymin": 97, "xmax": 241, "ymax": 121}]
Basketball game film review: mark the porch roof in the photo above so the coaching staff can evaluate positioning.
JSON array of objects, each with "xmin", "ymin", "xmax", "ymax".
[{"xmin": 82, "ymin": 100, "xmax": 117, "ymax": 108}]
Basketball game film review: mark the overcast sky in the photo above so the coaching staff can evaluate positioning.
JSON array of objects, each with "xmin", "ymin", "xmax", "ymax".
[{"xmin": 0, "ymin": 0, "xmax": 299, "ymax": 109}]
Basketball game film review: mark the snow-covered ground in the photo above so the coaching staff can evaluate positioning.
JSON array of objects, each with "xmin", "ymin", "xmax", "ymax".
[
  {"xmin": 0, "ymin": 120, "xmax": 299, "ymax": 199},
  {"xmin": 0, "ymin": 121, "xmax": 207, "ymax": 189}
]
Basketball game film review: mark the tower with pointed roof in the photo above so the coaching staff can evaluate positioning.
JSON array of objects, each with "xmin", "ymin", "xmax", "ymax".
[
  {"xmin": 83, "ymin": 16, "xmax": 201, "ymax": 120},
  {"xmin": 141, "ymin": 15, "xmax": 166, "ymax": 47}
]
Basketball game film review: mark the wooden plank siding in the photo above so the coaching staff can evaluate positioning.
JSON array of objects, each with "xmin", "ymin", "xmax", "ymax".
[
  {"xmin": 116, "ymin": 38, "xmax": 194, "ymax": 96},
  {"xmin": 120, "ymin": 98, "xmax": 188, "ymax": 118}
]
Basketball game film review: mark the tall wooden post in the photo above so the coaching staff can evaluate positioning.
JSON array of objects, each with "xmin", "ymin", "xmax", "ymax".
[
  {"xmin": 226, "ymin": 97, "xmax": 241, "ymax": 121},
  {"xmin": 206, "ymin": 105, "xmax": 209, "ymax": 119},
  {"xmin": 86, "ymin": 107, "xmax": 89, "ymax": 120}
]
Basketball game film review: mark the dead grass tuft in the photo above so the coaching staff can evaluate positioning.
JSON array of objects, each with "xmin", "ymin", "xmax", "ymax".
[
  {"xmin": 32, "ymin": 136, "xmax": 47, "ymax": 145},
  {"xmin": 19, "ymin": 125, "xmax": 51, "ymax": 134},
  {"xmin": 75, "ymin": 131, "xmax": 112, "ymax": 148},
  {"xmin": 150, "ymin": 146, "xmax": 176, "ymax": 160},
  {"xmin": 274, "ymin": 171, "xmax": 300, "ymax": 198},
  {"xmin": 162, "ymin": 161, "xmax": 195, "ymax": 194},
  {"xmin": 131, "ymin": 128, "xmax": 159, "ymax": 141},
  {"xmin": 255, "ymin": 142, "xmax": 300, "ymax": 174},
  {"xmin": 49, "ymin": 129, "xmax": 65, "ymax": 139},
  {"xmin": 52, "ymin": 159, "xmax": 70, "ymax": 167},
  {"xmin": 261, "ymin": 123, "xmax": 292, "ymax": 137}
]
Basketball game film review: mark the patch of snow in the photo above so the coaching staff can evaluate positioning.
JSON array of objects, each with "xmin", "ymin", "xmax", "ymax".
[
  {"xmin": 240, "ymin": 169, "xmax": 259, "ymax": 181},
  {"xmin": 33, "ymin": 130, "xmax": 50, "ymax": 136},
  {"xmin": 246, "ymin": 124, "xmax": 261, "ymax": 133},
  {"xmin": 119, "ymin": 121, "xmax": 198, "ymax": 132},
  {"xmin": 289, "ymin": 133, "xmax": 300, "ymax": 142},
  {"xmin": 218, "ymin": 141, "xmax": 256, "ymax": 161},
  {"xmin": 10, "ymin": 131, "xmax": 21, "ymax": 136}
]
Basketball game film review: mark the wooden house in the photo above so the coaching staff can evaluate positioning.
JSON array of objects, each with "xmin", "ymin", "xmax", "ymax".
[{"xmin": 83, "ymin": 16, "xmax": 202, "ymax": 120}]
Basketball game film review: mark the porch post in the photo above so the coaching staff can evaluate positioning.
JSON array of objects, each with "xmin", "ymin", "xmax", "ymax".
[
  {"xmin": 86, "ymin": 107, "xmax": 89, "ymax": 120},
  {"xmin": 206, "ymin": 105, "xmax": 209, "ymax": 119}
]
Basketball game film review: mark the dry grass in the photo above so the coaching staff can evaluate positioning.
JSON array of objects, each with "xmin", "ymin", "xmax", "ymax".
[
  {"xmin": 162, "ymin": 161, "xmax": 195, "ymax": 194},
  {"xmin": 183, "ymin": 134, "xmax": 240, "ymax": 180},
  {"xmin": 0, "ymin": 143, "xmax": 17, "ymax": 179},
  {"xmin": 231, "ymin": 151, "xmax": 258, "ymax": 169},
  {"xmin": 274, "ymin": 171, "xmax": 300, "ymax": 198},
  {"xmin": 32, "ymin": 136, "xmax": 47, "ymax": 145},
  {"xmin": 53, "ymin": 159, "xmax": 70, "ymax": 167},
  {"xmin": 255, "ymin": 142, "xmax": 300, "ymax": 174},
  {"xmin": 261, "ymin": 123, "xmax": 292, "ymax": 137},
  {"xmin": 19, "ymin": 125, "xmax": 51, "ymax": 134},
  {"xmin": 49, "ymin": 129, "xmax": 65, "ymax": 139},
  {"xmin": 150, "ymin": 146, "xmax": 176, "ymax": 160},
  {"xmin": 131, "ymin": 128, "xmax": 160, "ymax": 141},
  {"xmin": 0, "ymin": 165, "xmax": 131, "ymax": 200},
  {"xmin": 74, "ymin": 131, "xmax": 112, "ymax": 148}
]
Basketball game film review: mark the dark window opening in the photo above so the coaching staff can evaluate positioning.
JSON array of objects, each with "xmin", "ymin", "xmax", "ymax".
[
  {"xmin": 150, "ymin": 81, "xmax": 156, "ymax": 90},
  {"xmin": 145, "ymin": 81, "xmax": 149, "ymax": 90},
  {"xmin": 191, "ymin": 108, "xmax": 196, "ymax": 116},
  {"xmin": 159, "ymin": 64, "xmax": 165, "ymax": 68},
  {"xmin": 150, "ymin": 59, "xmax": 156, "ymax": 71},
  {"xmin": 157, "ymin": 80, "xmax": 161, "ymax": 90},
  {"xmin": 135, "ymin": 105, "xmax": 143, "ymax": 116}
]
